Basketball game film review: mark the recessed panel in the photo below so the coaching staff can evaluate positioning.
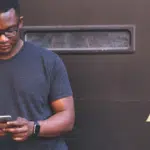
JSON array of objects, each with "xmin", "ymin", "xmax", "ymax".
[{"xmin": 22, "ymin": 25, "xmax": 135, "ymax": 53}]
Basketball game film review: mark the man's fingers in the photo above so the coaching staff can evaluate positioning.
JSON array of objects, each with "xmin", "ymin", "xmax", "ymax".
[
  {"xmin": 3, "ymin": 117, "xmax": 32, "ymax": 142},
  {"xmin": 13, "ymin": 137, "xmax": 27, "ymax": 142},
  {"xmin": 7, "ymin": 120, "xmax": 26, "ymax": 127},
  {"xmin": 12, "ymin": 132, "xmax": 28, "ymax": 138},
  {"xmin": 12, "ymin": 132, "xmax": 28, "ymax": 142},
  {"xmin": 0, "ymin": 133, "xmax": 6, "ymax": 136},
  {"xmin": 0, "ymin": 123, "xmax": 8, "ymax": 129},
  {"xmin": 4, "ymin": 126, "xmax": 28, "ymax": 134},
  {"xmin": 0, "ymin": 129, "xmax": 6, "ymax": 136}
]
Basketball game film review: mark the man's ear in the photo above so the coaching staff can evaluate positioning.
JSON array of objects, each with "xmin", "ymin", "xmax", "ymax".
[{"xmin": 19, "ymin": 16, "xmax": 24, "ymax": 28}]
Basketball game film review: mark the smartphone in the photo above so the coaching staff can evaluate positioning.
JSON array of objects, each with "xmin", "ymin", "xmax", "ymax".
[{"xmin": 0, "ymin": 115, "xmax": 12, "ymax": 122}]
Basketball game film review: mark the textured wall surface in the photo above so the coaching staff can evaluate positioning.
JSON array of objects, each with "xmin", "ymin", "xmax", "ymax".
[{"xmin": 20, "ymin": 0, "xmax": 150, "ymax": 150}]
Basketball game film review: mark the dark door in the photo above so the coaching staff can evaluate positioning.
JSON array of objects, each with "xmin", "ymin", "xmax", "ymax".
[{"xmin": 20, "ymin": 0, "xmax": 150, "ymax": 150}]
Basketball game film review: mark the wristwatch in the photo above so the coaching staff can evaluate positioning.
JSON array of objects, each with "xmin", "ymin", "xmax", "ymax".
[{"xmin": 32, "ymin": 121, "xmax": 40, "ymax": 137}]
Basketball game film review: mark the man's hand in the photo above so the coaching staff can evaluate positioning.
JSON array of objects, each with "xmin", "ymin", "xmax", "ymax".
[
  {"xmin": 0, "ymin": 122, "xmax": 7, "ymax": 136},
  {"xmin": 4, "ymin": 117, "xmax": 34, "ymax": 142}
]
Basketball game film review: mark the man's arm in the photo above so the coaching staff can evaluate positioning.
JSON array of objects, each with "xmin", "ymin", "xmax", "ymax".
[
  {"xmin": 5, "ymin": 55, "xmax": 74, "ymax": 141},
  {"xmin": 38, "ymin": 96, "xmax": 75, "ymax": 137},
  {"xmin": 4, "ymin": 96, "xmax": 75, "ymax": 141}
]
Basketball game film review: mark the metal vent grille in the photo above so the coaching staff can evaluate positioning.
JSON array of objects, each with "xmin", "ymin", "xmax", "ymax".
[{"xmin": 22, "ymin": 25, "xmax": 135, "ymax": 54}]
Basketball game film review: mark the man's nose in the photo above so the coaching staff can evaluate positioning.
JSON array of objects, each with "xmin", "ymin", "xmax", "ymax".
[{"xmin": 0, "ymin": 34, "xmax": 9, "ymax": 42}]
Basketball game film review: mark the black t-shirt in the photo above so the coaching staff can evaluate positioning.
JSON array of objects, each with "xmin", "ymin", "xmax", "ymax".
[{"xmin": 0, "ymin": 42, "xmax": 73, "ymax": 150}]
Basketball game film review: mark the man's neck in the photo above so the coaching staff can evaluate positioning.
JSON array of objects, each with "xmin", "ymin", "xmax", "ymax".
[{"xmin": 0, "ymin": 39, "xmax": 24, "ymax": 60}]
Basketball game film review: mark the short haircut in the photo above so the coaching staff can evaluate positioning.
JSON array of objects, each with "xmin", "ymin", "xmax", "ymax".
[{"xmin": 0, "ymin": 0, "xmax": 20, "ymax": 16}]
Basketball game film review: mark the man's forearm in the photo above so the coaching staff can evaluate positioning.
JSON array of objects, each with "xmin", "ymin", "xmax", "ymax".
[{"xmin": 38, "ymin": 111, "xmax": 75, "ymax": 137}]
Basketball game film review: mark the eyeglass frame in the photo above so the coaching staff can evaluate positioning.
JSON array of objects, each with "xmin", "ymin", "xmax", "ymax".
[{"xmin": 0, "ymin": 20, "xmax": 20, "ymax": 38}]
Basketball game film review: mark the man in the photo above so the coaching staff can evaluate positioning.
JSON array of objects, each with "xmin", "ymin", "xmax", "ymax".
[{"xmin": 0, "ymin": 0, "xmax": 75, "ymax": 150}]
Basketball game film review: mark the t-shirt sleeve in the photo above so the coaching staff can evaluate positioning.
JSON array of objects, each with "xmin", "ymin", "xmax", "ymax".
[{"xmin": 49, "ymin": 55, "xmax": 73, "ymax": 102}]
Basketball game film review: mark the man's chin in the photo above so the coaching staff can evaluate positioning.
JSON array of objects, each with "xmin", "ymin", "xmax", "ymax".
[{"xmin": 0, "ymin": 48, "xmax": 12, "ymax": 55}]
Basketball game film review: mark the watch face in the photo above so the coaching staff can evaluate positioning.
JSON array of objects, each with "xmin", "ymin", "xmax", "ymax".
[
  {"xmin": 36, "ymin": 124, "xmax": 40, "ymax": 131},
  {"xmin": 34, "ymin": 122, "xmax": 40, "ymax": 136}
]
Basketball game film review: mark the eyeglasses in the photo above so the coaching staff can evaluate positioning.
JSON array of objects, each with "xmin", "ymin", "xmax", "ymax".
[{"xmin": 0, "ymin": 25, "xmax": 19, "ymax": 38}]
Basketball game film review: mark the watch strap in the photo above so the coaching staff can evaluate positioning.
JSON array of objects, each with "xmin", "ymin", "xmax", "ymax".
[{"xmin": 33, "ymin": 121, "xmax": 40, "ymax": 137}]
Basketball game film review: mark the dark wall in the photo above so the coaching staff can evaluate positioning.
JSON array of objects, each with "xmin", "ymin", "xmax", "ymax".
[{"xmin": 20, "ymin": 0, "xmax": 150, "ymax": 150}]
